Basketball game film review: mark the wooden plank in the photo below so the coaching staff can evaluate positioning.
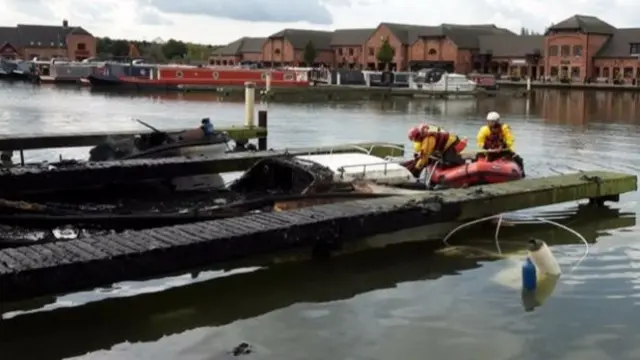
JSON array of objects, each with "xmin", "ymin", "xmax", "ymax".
[
  {"xmin": 0, "ymin": 126, "xmax": 268, "ymax": 151},
  {"xmin": 0, "ymin": 170, "xmax": 635, "ymax": 302}
]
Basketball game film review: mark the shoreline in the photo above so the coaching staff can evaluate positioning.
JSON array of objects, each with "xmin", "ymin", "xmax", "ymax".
[{"xmin": 497, "ymin": 80, "xmax": 640, "ymax": 92}]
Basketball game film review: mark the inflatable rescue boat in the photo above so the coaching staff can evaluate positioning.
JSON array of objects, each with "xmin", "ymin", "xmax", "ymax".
[{"xmin": 425, "ymin": 156, "xmax": 523, "ymax": 188}]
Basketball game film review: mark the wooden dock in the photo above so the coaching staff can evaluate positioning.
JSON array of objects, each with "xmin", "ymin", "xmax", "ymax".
[
  {"xmin": 2, "ymin": 207, "xmax": 632, "ymax": 360},
  {"xmin": 0, "ymin": 142, "xmax": 404, "ymax": 196},
  {"xmin": 0, "ymin": 126, "xmax": 268, "ymax": 151},
  {"xmin": 0, "ymin": 171, "xmax": 635, "ymax": 303}
]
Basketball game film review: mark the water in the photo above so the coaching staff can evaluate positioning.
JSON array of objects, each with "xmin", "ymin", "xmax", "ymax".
[{"xmin": 0, "ymin": 82, "xmax": 639, "ymax": 360}]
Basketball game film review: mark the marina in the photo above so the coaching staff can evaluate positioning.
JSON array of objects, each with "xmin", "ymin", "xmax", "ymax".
[{"xmin": 0, "ymin": 81, "xmax": 639, "ymax": 359}]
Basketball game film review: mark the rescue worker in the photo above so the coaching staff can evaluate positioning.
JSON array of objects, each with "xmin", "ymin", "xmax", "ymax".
[
  {"xmin": 406, "ymin": 125, "xmax": 467, "ymax": 178},
  {"xmin": 476, "ymin": 111, "xmax": 525, "ymax": 176}
]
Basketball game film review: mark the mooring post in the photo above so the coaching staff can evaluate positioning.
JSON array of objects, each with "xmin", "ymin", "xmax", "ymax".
[
  {"xmin": 265, "ymin": 72, "xmax": 272, "ymax": 93},
  {"xmin": 258, "ymin": 110, "xmax": 268, "ymax": 151},
  {"xmin": 244, "ymin": 82, "xmax": 256, "ymax": 127}
]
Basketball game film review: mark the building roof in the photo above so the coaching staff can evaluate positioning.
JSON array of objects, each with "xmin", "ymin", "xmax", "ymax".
[
  {"xmin": 548, "ymin": 15, "xmax": 616, "ymax": 35},
  {"xmin": 0, "ymin": 27, "xmax": 21, "ymax": 48},
  {"xmin": 595, "ymin": 28, "xmax": 640, "ymax": 57},
  {"xmin": 331, "ymin": 28, "xmax": 374, "ymax": 46},
  {"xmin": 439, "ymin": 24, "xmax": 515, "ymax": 49},
  {"xmin": 0, "ymin": 23, "xmax": 93, "ymax": 48},
  {"xmin": 268, "ymin": 29, "xmax": 333, "ymax": 50},
  {"xmin": 213, "ymin": 37, "xmax": 266, "ymax": 56},
  {"xmin": 379, "ymin": 23, "xmax": 435, "ymax": 45},
  {"xmin": 479, "ymin": 34, "xmax": 544, "ymax": 57}
]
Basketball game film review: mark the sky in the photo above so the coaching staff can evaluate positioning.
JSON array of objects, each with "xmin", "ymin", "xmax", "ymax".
[{"xmin": 2, "ymin": 0, "xmax": 640, "ymax": 45}]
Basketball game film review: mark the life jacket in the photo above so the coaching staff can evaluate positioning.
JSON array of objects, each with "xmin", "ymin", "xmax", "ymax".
[
  {"xmin": 425, "ymin": 128, "xmax": 455, "ymax": 154},
  {"xmin": 484, "ymin": 125, "xmax": 506, "ymax": 149}
]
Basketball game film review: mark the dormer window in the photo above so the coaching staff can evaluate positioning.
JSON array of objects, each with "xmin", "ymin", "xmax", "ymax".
[{"xmin": 630, "ymin": 43, "xmax": 640, "ymax": 55}]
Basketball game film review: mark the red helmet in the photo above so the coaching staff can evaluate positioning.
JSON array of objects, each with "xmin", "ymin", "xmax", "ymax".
[{"xmin": 408, "ymin": 127, "xmax": 421, "ymax": 141}]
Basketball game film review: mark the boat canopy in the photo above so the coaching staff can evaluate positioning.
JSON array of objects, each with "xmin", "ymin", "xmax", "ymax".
[{"xmin": 296, "ymin": 152, "xmax": 414, "ymax": 185}]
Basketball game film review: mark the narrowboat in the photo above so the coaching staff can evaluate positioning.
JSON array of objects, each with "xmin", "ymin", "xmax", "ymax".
[
  {"xmin": 88, "ymin": 63, "xmax": 310, "ymax": 90},
  {"xmin": 34, "ymin": 60, "xmax": 98, "ymax": 84}
]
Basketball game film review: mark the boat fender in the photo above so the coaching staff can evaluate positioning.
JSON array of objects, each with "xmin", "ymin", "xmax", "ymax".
[
  {"xmin": 521, "ymin": 257, "xmax": 537, "ymax": 291},
  {"xmin": 521, "ymin": 273, "xmax": 559, "ymax": 312},
  {"xmin": 527, "ymin": 238, "xmax": 562, "ymax": 276}
]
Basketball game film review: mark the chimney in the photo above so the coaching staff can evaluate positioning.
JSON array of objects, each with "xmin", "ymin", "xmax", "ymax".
[{"xmin": 62, "ymin": 19, "xmax": 68, "ymax": 28}]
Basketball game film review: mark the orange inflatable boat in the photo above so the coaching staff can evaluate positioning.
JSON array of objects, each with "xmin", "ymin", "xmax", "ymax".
[{"xmin": 425, "ymin": 156, "xmax": 524, "ymax": 188}]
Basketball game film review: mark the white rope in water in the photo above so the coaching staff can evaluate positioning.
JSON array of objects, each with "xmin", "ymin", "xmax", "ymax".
[{"xmin": 442, "ymin": 214, "xmax": 590, "ymax": 273}]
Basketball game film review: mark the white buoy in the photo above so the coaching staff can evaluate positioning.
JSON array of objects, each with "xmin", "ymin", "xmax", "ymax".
[
  {"xmin": 244, "ymin": 82, "xmax": 255, "ymax": 127},
  {"xmin": 527, "ymin": 239, "xmax": 562, "ymax": 276}
]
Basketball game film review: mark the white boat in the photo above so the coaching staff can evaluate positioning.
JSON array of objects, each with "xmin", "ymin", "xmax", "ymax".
[{"xmin": 409, "ymin": 68, "xmax": 477, "ymax": 93}]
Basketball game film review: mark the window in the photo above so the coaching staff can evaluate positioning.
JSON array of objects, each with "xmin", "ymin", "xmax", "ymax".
[
  {"xmin": 623, "ymin": 67, "xmax": 633, "ymax": 77},
  {"xmin": 560, "ymin": 45, "xmax": 570, "ymax": 57},
  {"xmin": 550, "ymin": 66, "xmax": 558, "ymax": 76},
  {"xmin": 603, "ymin": 67, "xmax": 610, "ymax": 78},
  {"xmin": 337, "ymin": 48, "xmax": 343, "ymax": 55},
  {"xmin": 176, "ymin": 71, "xmax": 183, "ymax": 78},
  {"xmin": 428, "ymin": 48, "xmax": 437, "ymax": 55},
  {"xmin": 637, "ymin": 68, "xmax": 640, "ymax": 78},
  {"xmin": 77, "ymin": 43, "xmax": 86, "ymax": 50},
  {"xmin": 547, "ymin": 45, "xmax": 558, "ymax": 56},
  {"xmin": 571, "ymin": 67, "xmax": 580, "ymax": 78},
  {"xmin": 274, "ymin": 48, "xmax": 281, "ymax": 55},
  {"xmin": 594, "ymin": 67, "xmax": 600, "ymax": 77},
  {"xmin": 348, "ymin": 48, "xmax": 354, "ymax": 56},
  {"xmin": 368, "ymin": 47, "xmax": 374, "ymax": 56},
  {"xmin": 572, "ymin": 45, "xmax": 582, "ymax": 57},
  {"xmin": 630, "ymin": 43, "xmax": 640, "ymax": 55}
]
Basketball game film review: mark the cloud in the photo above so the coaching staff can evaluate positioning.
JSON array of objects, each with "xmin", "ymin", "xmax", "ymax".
[
  {"xmin": 136, "ymin": 7, "xmax": 173, "ymax": 25},
  {"xmin": 145, "ymin": 0, "xmax": 342, "ymax": 25}
]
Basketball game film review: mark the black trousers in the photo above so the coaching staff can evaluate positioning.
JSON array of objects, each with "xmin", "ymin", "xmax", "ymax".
[{"xmin": 438, "ymin": 139, "xmax": 465, "ymax": 167}]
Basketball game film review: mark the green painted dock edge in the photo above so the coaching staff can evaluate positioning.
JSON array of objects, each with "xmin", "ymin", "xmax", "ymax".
[
  {"xmin": 183, "ymin": 85, "xmax": 486, "ymax": 102},
  {"xmin": 431, "ymin": 171, "xmax": 637, "ymax": 220}
]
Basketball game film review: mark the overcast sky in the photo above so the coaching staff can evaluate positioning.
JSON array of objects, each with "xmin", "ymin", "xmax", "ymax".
[{"xmin": 2, "ymin": 0, "xmax": 639, "ymax": 45}]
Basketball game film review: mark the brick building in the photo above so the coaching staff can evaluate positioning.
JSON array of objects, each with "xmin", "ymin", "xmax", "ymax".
[
  {"xmin": 0, "ymin": 20, "xmax": 96, "ymax": 61},
  {"xmin": 210, "ymin": 14, "xmax": 640, "ymax": 82}
]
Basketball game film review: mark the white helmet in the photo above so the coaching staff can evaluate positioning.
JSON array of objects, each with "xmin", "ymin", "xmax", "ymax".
[{"xmin": 486, "ymin": 111, "xmax": 500, "ymax": 122}]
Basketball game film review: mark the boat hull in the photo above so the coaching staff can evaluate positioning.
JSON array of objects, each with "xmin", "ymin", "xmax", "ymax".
[{"xmin": 427, "ymin": 158, "xmax": 523, "ymax": 188}]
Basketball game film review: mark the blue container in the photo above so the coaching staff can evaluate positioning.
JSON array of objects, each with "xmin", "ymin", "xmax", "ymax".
[{"xmin": 522, "ymin": 257, "xmax": 537, "ymax": 290}]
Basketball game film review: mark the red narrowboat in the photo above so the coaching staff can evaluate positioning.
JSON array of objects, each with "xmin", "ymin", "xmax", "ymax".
[{"xmin": 88, "ymin": 63, "xmax": 310, "ymax": 90}]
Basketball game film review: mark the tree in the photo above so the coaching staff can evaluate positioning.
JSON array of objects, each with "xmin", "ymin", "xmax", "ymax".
[
  {"xmin": 161, "ymin": 39, "xmax": 188, "ymax": 60},
  {"xmin": 376, "ymin": 38, "xmax": 395, "ymax": 69},
  {"xmin": 142, "ymin": 42, "xmax": 166, "ymax": 62},
  {"xmin": 303, "ymin": 40, "xmax": 317, "ymax": 67}
]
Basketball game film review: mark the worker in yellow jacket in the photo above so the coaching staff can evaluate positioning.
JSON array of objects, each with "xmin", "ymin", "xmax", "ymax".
[
  {"xmin": 407, "ymin": 125, "xmax": 467, "ymax": 177},
  {"xmin": 476, "ymin": 111, "xmax": 525, "ymax": 176}
]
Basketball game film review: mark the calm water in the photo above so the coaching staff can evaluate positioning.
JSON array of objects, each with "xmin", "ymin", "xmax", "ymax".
[{"xmin": 1, "ymin": 82, "xmax": 640, "ymax": 360}]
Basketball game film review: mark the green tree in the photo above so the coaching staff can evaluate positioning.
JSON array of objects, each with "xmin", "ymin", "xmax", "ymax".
[
  {"xmin": 303, "ymin": 40, "xmax": 317, "ymax": 67},
  {"xmin": 142, "ymin": 42, "xmax": 166, "ymax": 62},
  {"xmin": 376, "ymin": 38, "xmax": 395, "ymax": 68},
  {"xmin": 161, "ymin": 39, "xmax": 188, "ymax": 60}
]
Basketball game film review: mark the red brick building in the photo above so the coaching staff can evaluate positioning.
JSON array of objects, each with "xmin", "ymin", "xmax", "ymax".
[
  {"xmin": 0, "ymin": 20, "xmax": 96, "ymax": 61},
  {"xmin": 211, "ymin": 14, "xmax": 640, "ymax": 82}
]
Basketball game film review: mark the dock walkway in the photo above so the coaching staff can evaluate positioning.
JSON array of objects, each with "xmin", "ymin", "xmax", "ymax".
[{"xmin": 0, "ymin": 171, "xmax": 636, "ymax": 302}]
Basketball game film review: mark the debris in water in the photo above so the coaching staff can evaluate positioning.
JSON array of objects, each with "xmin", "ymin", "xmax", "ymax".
[
  {"xmin": 231, "ymin": 342, "xmax": 253, "ymax": 356},
  {"xmin": 53, "ymin": 226, "xmax": 79, "ymax": 240}
]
